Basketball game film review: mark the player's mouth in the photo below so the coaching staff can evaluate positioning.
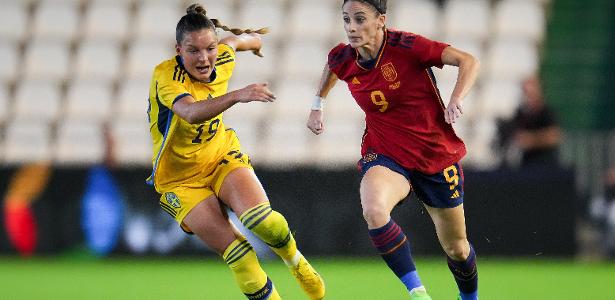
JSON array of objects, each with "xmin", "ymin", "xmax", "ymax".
[
  {"xmin": 195, "ymin": 66, "xmax": 210, "ymax": 74},
  {"xmin": 349, "ymin": 36, "xmax": 361, "ymax": 42}
]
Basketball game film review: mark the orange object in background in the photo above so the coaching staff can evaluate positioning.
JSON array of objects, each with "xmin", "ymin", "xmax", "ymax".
[{"xmin": 3, "ymin": 163, "xmax": 52, "ymax": 256}]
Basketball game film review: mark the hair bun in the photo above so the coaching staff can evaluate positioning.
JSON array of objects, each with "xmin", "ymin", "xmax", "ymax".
[{"xmin": 186, "ymin": 3, "xmax": 207, "ymax": 16}]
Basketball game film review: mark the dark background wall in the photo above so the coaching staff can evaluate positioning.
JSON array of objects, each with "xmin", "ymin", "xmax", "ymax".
[{"xmin": 0, "ymin": 166, "xmax": 576, "ymax": 256}]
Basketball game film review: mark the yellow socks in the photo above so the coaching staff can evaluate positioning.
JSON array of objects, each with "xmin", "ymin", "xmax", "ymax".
[
  {"xmin": 240, "ymin": 203, "xmax": 325, "ymax": 299},
  {"xmin": 239, "ymin": 202, "xmax": 300, "ymax": 267},
  {"xmin": 222, "ymin": 237, "xmax": 280, "ymax": 299}
]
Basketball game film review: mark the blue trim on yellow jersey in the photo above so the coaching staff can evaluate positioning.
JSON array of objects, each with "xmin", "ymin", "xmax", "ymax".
[
  {"xmin": 208, "ymin": 68, "xmax": 217, "ymax": 82},
  {"xmin": 147, "ymin": 110, "xmax": 173, "ymax": 186},
  {"xmin": 173, "ymin": 56, "xmax": 184, "ymax": 82},
  {"xmin": 175, "ymin": 55, "xmax": 184, "ymax": 68},
  {"xmin": 173, "ymin": 93, "xmax": 191, "ymax": 104},
  {"xmin": 215, "ymin": 58, "xmax": 234, "ymax": 66},
  {"xmin": 216, "ymin": 49, "xmax": 233, "ymax": 66},
  {"xmin": 156, "ymin": 93, "xmax": 170, "ymax": 135},
  {"xmin": 147, "ymin": 97, "xmax": 151, "ymax": 123},
  {"xmin": 147, "ymin": 88, "xmax": 175, "ymax": 186}
]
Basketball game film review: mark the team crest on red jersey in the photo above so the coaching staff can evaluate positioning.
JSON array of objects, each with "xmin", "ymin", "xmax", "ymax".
[{"xmin": 380, "ymin": 62, "xmax": 398, "ymax": 82}]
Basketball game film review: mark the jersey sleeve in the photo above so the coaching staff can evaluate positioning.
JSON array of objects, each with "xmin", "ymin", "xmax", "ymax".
[
  {"xmin": 217, "ymin": 43, "xmax": 236, "ymax": 58},
  {"xmin": 216, "ymin": 43, "xmax": 237, "ymax": 75},
  {"xmin": 327, "ymin": 43, "xmax": 351, "ymax": 76},
  {"xmin": 409, "ymin": 35, "xmax": 449, "ymax": 69},
  {"xmin": 156, "ymin": 69, "xmax": 191, "ymax": 109}
]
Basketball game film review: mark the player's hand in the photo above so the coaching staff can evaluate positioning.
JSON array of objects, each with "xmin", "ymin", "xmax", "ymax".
[
  {"xmin": 234, "ymin": 83, "xmax": 275, "ymax": 103},
  {"xmin": 307, "ymin": 110, "xmax": 325, "ymax": 135},
  {"xmin": 445, "ymin": 98, "xmax": 463, "ymax": 124}
]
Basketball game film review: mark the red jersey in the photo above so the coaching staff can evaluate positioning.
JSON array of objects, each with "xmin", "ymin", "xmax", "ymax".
[{"xmin": 328, "ymin": 29, "xmax": 466, "ymax": 174}]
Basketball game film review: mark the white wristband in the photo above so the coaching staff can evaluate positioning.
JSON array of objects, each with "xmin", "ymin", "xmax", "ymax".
[{"xmin": 311, "ymin": 96, "xmax": 324, "ymax": 111}]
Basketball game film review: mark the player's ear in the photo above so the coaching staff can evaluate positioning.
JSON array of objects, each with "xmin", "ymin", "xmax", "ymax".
[
  {"xmin": 175, "ymin": 43, "xmax": 181, "ymax": 55},
  {"xmin": 378, "ymin": 14, "xmax": 386, "ymax": 30}
]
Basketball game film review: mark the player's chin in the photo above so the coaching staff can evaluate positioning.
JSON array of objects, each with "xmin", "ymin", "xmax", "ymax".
[
  {"xmin": 348, "ymin": 41, "xmax": 362, "ymax": 48},
  {"xmin": 192, "ymin": 69, "xmax": 212, "ymax": 81}
]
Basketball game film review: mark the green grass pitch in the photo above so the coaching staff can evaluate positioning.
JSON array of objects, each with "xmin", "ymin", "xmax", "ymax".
[{"xmin": 1, "ymin": 256, "xmax": 614, "ymax": 299}]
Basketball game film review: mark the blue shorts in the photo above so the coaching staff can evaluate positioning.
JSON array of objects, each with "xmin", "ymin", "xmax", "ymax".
[{"xmin": 358, "ymin": 153, "xmax": 464, "ymax": 208}]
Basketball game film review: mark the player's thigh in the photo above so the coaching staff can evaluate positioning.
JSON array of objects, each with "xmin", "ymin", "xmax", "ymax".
[
  {"xmin": 218, "ymin": 167, "xmax": 269, "ymax": 217},
  {"xmin": 423, "ymin": 204, "xmax": 469, "ymax": 258},
  {"xmin": 211, "ymin": 141, "xmax": 267, "ymax": 216},
  {"xmin": 360, "ymin": 166, "xmax": 412, "ymax": 216},
  {"xmin": 183, "ymin": 194, "xmax": 240, "ymax": 254}
]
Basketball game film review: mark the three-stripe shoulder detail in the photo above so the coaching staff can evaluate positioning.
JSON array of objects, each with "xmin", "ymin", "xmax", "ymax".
[
  {"xmin": 172, "ymin": 64, "xmax": 187, "ymax": 83},
  {"xmin": 216, "ymin": 50, "xmax": 234, "ymax": 66}
]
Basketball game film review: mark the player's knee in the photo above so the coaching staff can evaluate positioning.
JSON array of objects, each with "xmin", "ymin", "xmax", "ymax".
[
  {"xmin": 240, "ymin": 204, "xmax": 290, "ymax": 245},
  {"xmin": 443, "ymin": 239, "xmax": 470, "ymax": 261},
  {"xmin": 362, "ymin": 204, "xmax": 390, "ymax": 228},
  {"xmin": 258, "ymin": 210, "xmax": 289, "ymax": 240}
]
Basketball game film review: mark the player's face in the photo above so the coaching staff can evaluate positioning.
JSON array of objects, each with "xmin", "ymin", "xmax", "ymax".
[
  {"xmin": 176, "ymin": 28, "xmax": 219, "ymax": 82},
  {"xmin": 342, "ymin": 1, "xmax": 385, "ymax": 48}
]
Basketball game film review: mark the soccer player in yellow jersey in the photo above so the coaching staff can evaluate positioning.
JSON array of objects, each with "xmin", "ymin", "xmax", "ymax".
[{"xmin": 147, "ymin": 4, "xmax": 325, "ymax": 300}]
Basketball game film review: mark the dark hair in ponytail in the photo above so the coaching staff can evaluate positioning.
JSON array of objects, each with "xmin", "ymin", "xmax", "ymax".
[
  {"xmin": 176, "ymin": 3, "xmax": 269, "ymax": 43},
  {"xmin": 342, "ymin": 0, "xmax": 387, "ymax": 15}
]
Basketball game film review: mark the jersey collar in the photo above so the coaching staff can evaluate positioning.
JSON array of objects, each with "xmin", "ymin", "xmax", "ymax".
[{"xmin": 355, "ymin": 29, "xmax": 388, "ymax": 71}]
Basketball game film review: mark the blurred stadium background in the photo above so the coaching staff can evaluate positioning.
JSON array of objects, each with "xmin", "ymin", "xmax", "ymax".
[{"xmin": 1, "ymin": 0, "xmax": 614, "ymax": 299}]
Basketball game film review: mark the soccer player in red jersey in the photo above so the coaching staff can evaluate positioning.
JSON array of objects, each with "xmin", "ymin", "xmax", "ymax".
[{"xmin": 307, "ymin": 1, "xmax": 480, "ymax": 299}]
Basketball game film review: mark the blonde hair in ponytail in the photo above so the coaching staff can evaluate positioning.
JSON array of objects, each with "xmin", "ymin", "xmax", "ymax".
[
  {"xmin": 179, "ymin": 4, "xmax": 269, "ymax": 56},
  {"xmin": 185, "ymin": 3, "xmax": 269, "ymax": 35},
  {"xmin": 209, "ymin": 18, "xmax": 269, "ymax": 36}
]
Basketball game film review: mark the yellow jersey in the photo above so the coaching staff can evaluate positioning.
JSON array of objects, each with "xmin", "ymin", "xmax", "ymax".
[{"xmin": 147, "ymin": 44, "xmax": 237, "ymax": 191}]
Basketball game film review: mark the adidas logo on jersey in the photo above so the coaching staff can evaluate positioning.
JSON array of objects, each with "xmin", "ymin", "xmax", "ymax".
[
  {"xmin": 351, "ymin": 77, "xmax": 361, "ymax": 84},
  {"xmin": 451, "ymin": 190, "xmax": 460, "ymax": 199}
]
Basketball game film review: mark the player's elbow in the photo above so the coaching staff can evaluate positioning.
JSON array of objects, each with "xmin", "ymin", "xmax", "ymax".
[
  {"xmin": 183, "ymin": 115, "xmax": 198, "ymax": 124},
  {"xmin": 187, "ymin": 114, "xmax": 208, "ymax": 125},
  {"xmin": 181, "ymin": 110, "xmax": 202, "ymax": 125},
  {"xmin": 246, "ymin": 33, "xmax": 263, "ymax": 50},
  {"xmin": 173, "ymin": 100, "xmax": 203, "ymax": 124},
  {"xmin": 460, "ymin": 52, "xmax": 480, "ymax": 74}
]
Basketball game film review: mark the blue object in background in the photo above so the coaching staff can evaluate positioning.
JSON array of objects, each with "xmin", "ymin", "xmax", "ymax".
[{"xmin": 81, "ymin": 165, "xmax": 124, "ymax": 256}]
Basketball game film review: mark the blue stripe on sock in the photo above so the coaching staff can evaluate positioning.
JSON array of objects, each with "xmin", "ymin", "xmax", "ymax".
[
  {"xmin": 460, "ymin": 291, "xmax": 478, "ymax": 300},
  {"xmin": 400, "ymin": 270, "xmax": 422, "ymax": 291},
  {"xmin": 244, "ymin": 277, "xmax": 273, "ymax": 300}
]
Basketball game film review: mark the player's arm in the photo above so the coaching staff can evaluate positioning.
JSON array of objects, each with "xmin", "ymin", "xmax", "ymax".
[
  {"xmin": 172, "ymin": 83, "xmax": 275, "ymax": 124},
  {"xmin": 307, "ymin": 63, "xmax": 339, "ymax": 135},
  {"xmin": 220, "ymin": 33, "xmax": 266, "ymax": 57},
  {"xmin": 441, "ymin": 46, "xmax": 481, "ymax": 124}
]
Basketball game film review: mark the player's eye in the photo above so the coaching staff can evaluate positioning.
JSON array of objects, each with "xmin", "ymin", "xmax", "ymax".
[
  {"xmin": 343, "ymin": 16, "xmax": 350, "ymax": 24},
  {"xmin": 355, "ymin": 17, "xmax": 365, "ymax": 23}
]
